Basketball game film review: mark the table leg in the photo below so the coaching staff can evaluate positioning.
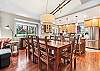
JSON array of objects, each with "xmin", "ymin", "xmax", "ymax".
[
  {"xmin": 74, "ymin": 57, "xmax": 76, "ymax": 69},
  {"xmin": 17, "ymin": 44, "xmax": 19, "ymax": 55},
  {"xmin": 54, "ymin": 48, "xmax": 61, "ymax": 71}
]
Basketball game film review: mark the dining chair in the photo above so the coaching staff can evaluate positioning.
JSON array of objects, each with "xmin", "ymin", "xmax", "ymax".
[
  {"xmin": 24, "ymin": 35, "xmax": 33, "ymax": 58},
  {"xmin": 80, "ymin": 38, "xmax": 85, "ymax": 54},
  {"xmin": 23, "ymin": 38, "xmax": 28, "ymax": 56},
  {"xmin": 75, "ymin": 36, "xmax": 80, "ymax": 55},
  {"xmin": 38, "ymin": 36, "xmax": 55, "ymax": 71},
  {"xmin": 61, "ymin": 37, "xmax": 76, "ymax": 71},
  {"xmin": 33, "ymin": 36, "xmax": 39, "ymax": 63}
]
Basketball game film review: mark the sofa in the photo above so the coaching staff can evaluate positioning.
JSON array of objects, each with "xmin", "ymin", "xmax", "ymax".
[
  {"xmin": 0, "ymin": 38, "xmax": 11, "ymax": 68},
  {"xmin": 0, "ymin": 49, "xmax": 11, "ymax": 68},
  {"xmin": 0, "ymin": 38, "xmax": 11, "ymax": 49}
]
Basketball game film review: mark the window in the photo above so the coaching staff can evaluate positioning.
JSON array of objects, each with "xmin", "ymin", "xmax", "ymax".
[{"xmin": 16, "ymin": 21, "xmax": 38, "ymax": 37}]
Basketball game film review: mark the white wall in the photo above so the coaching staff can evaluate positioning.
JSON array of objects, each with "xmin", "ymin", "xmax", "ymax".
[
  {"xmin": 56, "ymin": 5, "xmax": 100, "ymax": 24},
  {"xmin": 0, "ymin": 11, "xmax": 40, "ymax": 38},
  {"xmin": 0, "ymin": 12, "xmax": 15, "ymax": 38},
  {"xmin": 56, "ymin": 5, "xmax": 100, "ymax": 45}
]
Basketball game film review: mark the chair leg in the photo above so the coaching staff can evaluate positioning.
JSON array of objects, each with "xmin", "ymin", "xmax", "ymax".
[
  {"xmin": 70, "ymin": 62, "xmax": 72, "ymax": 71},
  {"xmin": 38, "ymin": 58, "xmax": 41, "ymax": 71},
  {"xmin": 70, "ymin": 56, "xmax": 72, "ymax": 71},
  {"xmin": 47, "ymin": 64, "xmax": 49, "ymax": 71},
  {"xmin": 33, "ymin": 53, "xmax": 34, "ymax": 63},
  {"xmin": 26, "ymin": 48, "xmax": 27, "ymax": 57},
  {"xmin": 64, "ymin": 59, "xmax": 66, "ymax": 64},
  {"xmin": 74, "ymin": 58, "xmax": 76, "ymax": 69}
]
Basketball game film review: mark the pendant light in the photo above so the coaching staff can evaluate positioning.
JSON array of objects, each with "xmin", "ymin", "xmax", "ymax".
[{"xmin": 41, "ymin": 0, "xmax": 55, "ymax": 24}]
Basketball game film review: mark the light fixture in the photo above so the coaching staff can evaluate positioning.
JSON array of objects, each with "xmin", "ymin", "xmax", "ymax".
[
  {"xmin": 75, "ymin": 16, "xmax": 79, "ymax": 26},
  {"xmin": 41, "ymin": 14, "xmax": 55, "ymax": 24},
  {"xmin": 41, "ymin": 0, "xmax": 55, "ymax": 24}
]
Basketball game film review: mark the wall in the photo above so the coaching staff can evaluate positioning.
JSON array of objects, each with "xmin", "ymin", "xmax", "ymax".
[
  {"xmin": 56, "ymin": 5, "xmax": 100, "ymax": 39},
  {"xmin": 0, "ymin": 11, "xmax": 40, "ymax": 39},
  {"xmin": 56, "ymin": 5, "xmax": 100, "ymax": 24},
  {"xmin": 0, "ymin": 11, "xmax": 15, "ymax": 38}
]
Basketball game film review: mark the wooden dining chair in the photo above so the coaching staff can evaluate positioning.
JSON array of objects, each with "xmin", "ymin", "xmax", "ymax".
[
  {"xmin": 28, "ymin": 35, "xmax": 35, "ymax": 59},
  {"xmin": 61, "ymin": 37, "xmax": 76, "ymax": 71},
  {"xmin": 33, "ymin": 36, "xmax": 40, "ymax": 63},
  {"xmin": 75, "ymin": 36, "xmax": 80, "ymax": 55},
  {"xmin": 80, "ymin": 38, "xmax": 85, "ymax": 54},
  {"xmin": 38, "ymin": 36, "xmax": 55, "ymax": 71},
  {"xmin": 50, "ymin": 35, "xmax": 54, "ymax": 40},
  {"xmin": 24, "ymin": 35, "xmax": 33, "ymax": 58},
  {"xmin": 23, "ymin": 37, "xmax": 29, "ymax": 56}
]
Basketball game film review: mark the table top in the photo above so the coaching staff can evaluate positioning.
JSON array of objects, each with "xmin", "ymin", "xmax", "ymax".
[{"xmin": 33, "ymin": 40, "xmax": 70, "ymax": 48}]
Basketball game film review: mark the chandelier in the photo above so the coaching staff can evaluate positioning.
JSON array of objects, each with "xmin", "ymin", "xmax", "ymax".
[
  {"xmin": 41, "ymin": 14, "xmax": 55, "ymax": 23},
  {"xmin": 41, "ymin": 0, "xmax": 55, "ymax": 24},
  {"xmin": 41, "ymin": 0, "xmax": 72, "ymax": 24}
]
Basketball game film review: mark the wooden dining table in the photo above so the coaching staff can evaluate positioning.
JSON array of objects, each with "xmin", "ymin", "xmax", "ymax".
[{"xmin": 33, "ymin": 40, "xmax": 71, "ymax": 71}]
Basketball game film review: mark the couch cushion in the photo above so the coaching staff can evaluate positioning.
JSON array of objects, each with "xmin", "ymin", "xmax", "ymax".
[
  {"xmin": 0, "ymin": 49, "xmax": 11, "ymax": 55},
  {"xmin": 0, "ymin": 53, "xmax": 11, "ymax": 59}
]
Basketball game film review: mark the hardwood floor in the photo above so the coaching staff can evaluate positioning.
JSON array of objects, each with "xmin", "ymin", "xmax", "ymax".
[
  {"xmin": 0, "ymin": 50, "xmax": 38, "ymax": 71},
  {"xmin": 76, "ymin": 52, "xmax": 100, "ymax": 71},
  {"xmin": 0, "ymin": 49, "xmax": 100, "ymax": 71}
]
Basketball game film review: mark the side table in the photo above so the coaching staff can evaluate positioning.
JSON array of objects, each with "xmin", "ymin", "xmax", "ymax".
[{"xmin": 9, "ymin": 41, "xmax": 19, "ymax": 56}]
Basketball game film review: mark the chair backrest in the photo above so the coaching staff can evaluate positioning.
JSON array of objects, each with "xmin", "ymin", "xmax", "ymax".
[
  {"xmin": 50, "ymin": 36, "xmax": 54, "ymax": 40},
  {"xmin": 80, "ymin": 38, "xmax": 85, "ymax": 48},
  {"xmin": 70, "ymin": 37, "xmax": 76, "ymax": 53},
  {"xmin": 36, "ymin": 36, "xmax": 40, "ymax": 55},
  {"xmin": 75, "ymin": 35, "xmax": 80, "ymax": 51},
  {"xmin": 39, "ymin": 36, "xmax": 49, "ymax": 64}
]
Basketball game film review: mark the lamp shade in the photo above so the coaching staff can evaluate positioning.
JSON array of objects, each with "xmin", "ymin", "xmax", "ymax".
[
  {"xmin": 67, "ymin": 24, "xmax": 76, "ymax": 33},
  {"xmin": 41, "ymin": 14, "xmax": 55, "ymax": 23}
]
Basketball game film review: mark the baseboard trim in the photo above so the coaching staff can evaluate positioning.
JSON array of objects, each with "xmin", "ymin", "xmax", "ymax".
[{"xmin": 86, "ymin": 47, "xmax": 100, "ymax": 50}]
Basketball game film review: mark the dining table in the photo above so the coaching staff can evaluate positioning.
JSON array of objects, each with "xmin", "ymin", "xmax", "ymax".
[{"xmin": 33, "ymin": 39, "xmax": 72, "ymax": 71}]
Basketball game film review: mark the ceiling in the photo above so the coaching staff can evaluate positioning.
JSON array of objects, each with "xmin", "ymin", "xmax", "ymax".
[{"xmin": 0, "ymin": 0, "xmax": 99, "ymax": 21}]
